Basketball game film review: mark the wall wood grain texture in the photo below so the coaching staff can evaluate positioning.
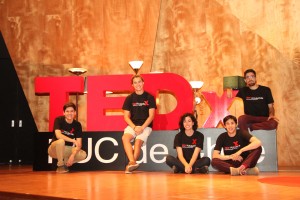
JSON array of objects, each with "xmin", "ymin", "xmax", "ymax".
[{"xmin": 0, "ymin": 0, "xmax": 299, "ymax": 167}]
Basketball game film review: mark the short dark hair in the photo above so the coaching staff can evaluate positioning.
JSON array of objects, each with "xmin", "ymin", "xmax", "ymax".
[
  {"xmin": 223, "ymin": 115, "xmax": 237, "ymax": 125},
  {"xmin": 244, "ymin": 69, "xmax": 256, "ymax": 78},
  {"xmin": 63, "ymin": 102, "xmax": 76, "ymax": 112},
  {"xmin": 131, "ymin": 74, "xmax": 144, "ymax": 84},
  {"xmin": 179, "ymin": 113, "xmax": 198, "ymax": 131}
]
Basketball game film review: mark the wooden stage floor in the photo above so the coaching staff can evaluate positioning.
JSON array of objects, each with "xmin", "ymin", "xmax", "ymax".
[{"xmin": 0, "ymin": 165, "xmax": 299, "ymax": 200}]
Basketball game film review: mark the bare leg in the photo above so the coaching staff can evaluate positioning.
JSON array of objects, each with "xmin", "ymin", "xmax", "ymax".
[
  {"xmin": 133, "ymin": 139, "xmax": 144, "ymax": 161},
  {"xmin": 122, "ymin": 134, "xmax": 135, "ymax": 162}
]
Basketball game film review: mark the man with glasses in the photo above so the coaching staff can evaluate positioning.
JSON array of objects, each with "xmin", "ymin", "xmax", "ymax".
[{"xmin": 236, "ymin": 69, "xmax": 279, "ymax": 136}]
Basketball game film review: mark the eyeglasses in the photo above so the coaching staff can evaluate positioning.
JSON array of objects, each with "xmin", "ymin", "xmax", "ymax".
[{"xmin": 245, "ymin": 75, "xmax": 256, "ymax": 79}]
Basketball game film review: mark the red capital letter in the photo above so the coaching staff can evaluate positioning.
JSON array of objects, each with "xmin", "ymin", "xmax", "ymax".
[
  {"xmin": 202, "ymin": 90, "xmax": 238, "ymax": 127},
  {"xmin": 86, "ymin": 73, "xmax": 193, "ymax": 131},
  {"xmin": 35, "ymin": 76, "xmax": 84, "ymax": 131}
]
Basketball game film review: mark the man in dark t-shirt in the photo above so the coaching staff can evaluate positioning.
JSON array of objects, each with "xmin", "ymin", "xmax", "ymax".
[
  {"xmin": 48, "ymin": 102, "xmax": 87, "ymax": 173},
  {"xmin": 236, "ymin": 69, "xmax": 279, "ymax": 135},
  {"xmin": 122, "ymin": 75, "xmax": 156, "ymax": 174},
  {"xmin": 211, "ymin": 115, "xmax": 262, "ymax": 176}
]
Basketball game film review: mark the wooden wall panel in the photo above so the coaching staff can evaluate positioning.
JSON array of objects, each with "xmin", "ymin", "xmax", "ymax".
[{"xmin": 0, "ymin": 0, "xmax": 299, "ymax": 166}]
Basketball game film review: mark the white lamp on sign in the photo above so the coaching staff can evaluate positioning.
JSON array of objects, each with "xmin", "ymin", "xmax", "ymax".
[
  {"xmin": 189, "ymin": 81, "xmax": 204, "ymax": 120},
  {"xmin": 68, "ymin": 67, "xmax": 87, "ymax": 120},
  {"xmin": 68, "ymin": 68, "xmax": 87, "ymax": 76},
  {"xmin": 129, "ymin": 60, "xmax": 143, "ymax": 74}
]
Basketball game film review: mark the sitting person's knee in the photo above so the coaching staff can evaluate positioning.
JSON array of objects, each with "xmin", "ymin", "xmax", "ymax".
[
  {"xmin": 238, "ymin": 115, "xmax": 247, "ymax": 123},
  {"xmin": 56, "ymin": 139, "xmax": 65, "ymax": 146},
  {"xmin": 269, "ymin": 119, "xmax": 278, "ymax": 129}
]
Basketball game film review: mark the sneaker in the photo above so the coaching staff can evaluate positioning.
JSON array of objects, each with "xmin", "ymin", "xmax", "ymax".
[
  {"xmin": 125, "ymin": 167, "xmax": 132, "ymax": 174},
  {"xmin": 246, "ymin": 167, "xmax": 259, "ymax": 175},
  {"xmin": 172, "ymin": 165, "xmax": 179, "ymax": 173},
  {"xmin": 195, "ymin": 166, "xmax": 209, "ymax": 174},
  {"xmin": 125, "ymin": 161, "xmax": 139, "ymax": 174},
  {"xmin": 230, "ymin": 167, "xmax": 240, "ymax": 176},
  {"xmin": 56, "ymin": 165, "xmax": 69, "ymax": 173}
]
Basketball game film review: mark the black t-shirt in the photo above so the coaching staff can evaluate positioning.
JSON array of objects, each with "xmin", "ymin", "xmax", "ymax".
[
  {"xmin": 51, "ymin": 116, "xmax": 83, "ymax": 146},
  {"xmin": 122, "ymin": 91, "xmax": 156, "ymax": 127},
  {"xmin": 173, "ymin": 130, "xmax": 204, "ymax": 162},
  {"xmin": 236, "ymin": 85, "xmax": 274, "ymax": 117},
  {"xmin": 214, "ymin": 130, "xmax": 252, "ymax": 159}
]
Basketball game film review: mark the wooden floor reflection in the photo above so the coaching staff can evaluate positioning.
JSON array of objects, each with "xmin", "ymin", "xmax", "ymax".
[{"xmin": 0, "ymin": 165, "xmax": 299, "ymax": 200}]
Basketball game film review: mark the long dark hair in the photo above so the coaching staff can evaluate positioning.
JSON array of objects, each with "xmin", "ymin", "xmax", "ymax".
[{"xmin": 179, "ymin": 113, "xmax": 198, "ymax": 131}]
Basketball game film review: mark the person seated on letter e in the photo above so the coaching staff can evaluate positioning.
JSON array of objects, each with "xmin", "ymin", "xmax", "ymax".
[
  {"xmin": 211, "ymin": 115, "xmax": 262, "ymax": 176},
  {"xmin": 165, "ymin": 113, "xmax": 211, "ymax": 174},
  {"xmin": 48, "ymin": 102, "xmax": 87, "ymax": 173},
  {"xmin": 122, "ymin": 74, "xmax": 157, "ymax": 174},
  {"xmin": 236, "ymin": 69, "xmax": 279, "ymax": 136}
]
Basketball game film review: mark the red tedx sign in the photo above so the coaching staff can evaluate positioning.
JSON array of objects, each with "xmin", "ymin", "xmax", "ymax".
[
  {"xmin": 35, "ymin": 73, "xmax": 237, "ymax": 131},
  {"xmin": 35, "ymin": 73, "xmax": 194, "ymax": 131}
]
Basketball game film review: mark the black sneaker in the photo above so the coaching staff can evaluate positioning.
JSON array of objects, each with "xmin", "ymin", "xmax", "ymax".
[
  {"xmin": 56, "ymin": 165, "xmax": 69, "ymax": 173},
  {"xmin": 172, "ymin": 165, "xmax": 179, "ymax": 173},
  {"xmin": 195, "ymin": 166, "xmax": 209, "ymax": 174}
]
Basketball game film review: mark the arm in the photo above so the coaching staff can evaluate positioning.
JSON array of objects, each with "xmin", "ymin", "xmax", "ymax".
[
  {"xmin": 212, "ymin": 150, "xmax": 232, "ymax": 160},
  {"xmin": 135, "ymin": 108, "xmax": 155, "ymax": 134},
  {"xmin": 212, "ymin": 134, "xmax": 234, "ymax": 160},
  {"xmin": 176, "ymin": 147, "xmax": 192, "ymax": 173},
  {"xmin": 268, "ymin": 103, "xmax": 279, "ymax": 122},
  {"xmin": 123, "ymin": 110, "xmax": 135, "ymax": 129},
  {"xmin": 55, "ymin": 129, "xmax": 76, "ymax": 144},
  {"xmin": 213, "ymin": 148, "xmax": 243, "ymax": 162},
  {"xmin": 189, "ymin": 147, "xmax": 201, "ymax": 166},
  {"xmin": 66, "ymin": 137, "xmax": 82, "ymax": 167},
  {"xmin": 232, "ymin": 136, "xmax": 262, "ymax": 159}
]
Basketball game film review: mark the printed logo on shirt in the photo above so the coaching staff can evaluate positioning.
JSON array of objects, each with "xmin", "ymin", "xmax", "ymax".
[
  {"xmin": 233, "ymin": 141, "xmax": 239, "ymax": 146},
  {"xmin": 192, "ymin": 139, "xmax": 197, "ymax": 145},
  {"xmin": 132, "ymin": 100, "xmax": 149, "ymax": 107},
  {"xmin": 182, "ymin": 144, "xmax": 196, "ymax": 149},
  {"xmin": 246, "ymin": 96, "xmax": 264, "ymax": 101},
  {"xmin": 224, "ymin": 141, "xmax": 240, "ymax": 151},
  {"xmin": 61, "ymin": 129, "xmax": 75, "ymax": 136}
]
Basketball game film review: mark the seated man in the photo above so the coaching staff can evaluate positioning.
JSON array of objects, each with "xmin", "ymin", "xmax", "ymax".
[
  {"xmin": 122, "ymin": 75, "xmax": 156, "ymax": 174},
  {"xmin": 211, "ymin": 115, "xmax": 262, "ymax": 176},
  {"xmin": 48, "ymin": 102, "xmax": 87, "ymax": 173},
  {"xmin": 236, "ymin": 69, "xmax": 279, "ymax": 135}
]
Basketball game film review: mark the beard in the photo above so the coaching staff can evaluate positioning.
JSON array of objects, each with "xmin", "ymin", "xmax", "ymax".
[{"xmin": 247, "ymin": 80, "xmax": 256, "ymax": 87}]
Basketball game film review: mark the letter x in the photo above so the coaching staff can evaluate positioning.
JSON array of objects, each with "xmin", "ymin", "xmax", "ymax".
[{"xmin": 201, "ymin": 90, "xmax": 238, "ymax": 128}]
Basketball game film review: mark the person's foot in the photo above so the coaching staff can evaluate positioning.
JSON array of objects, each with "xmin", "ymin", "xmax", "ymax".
[
  {"xmin": 238, "ymin": 165, "xmax": 246, "ymax": 175},
  {"xmin": 230, "ymin": 167, "xmax": 240, "ymax": 176},
  {"xmin": 245, "ymin": 167, "xmax": 259, "ymax": 175},
  {"xmin": 195, "ymin": 166, "xmax": 209, "ymax": 174},
  {"xmin": 125, "ymin": 161, "xmax": 139, "ymax": 174},
  {"xmin": 56, "ymin": 165, "xmax": 69, "ymax": 173}
]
